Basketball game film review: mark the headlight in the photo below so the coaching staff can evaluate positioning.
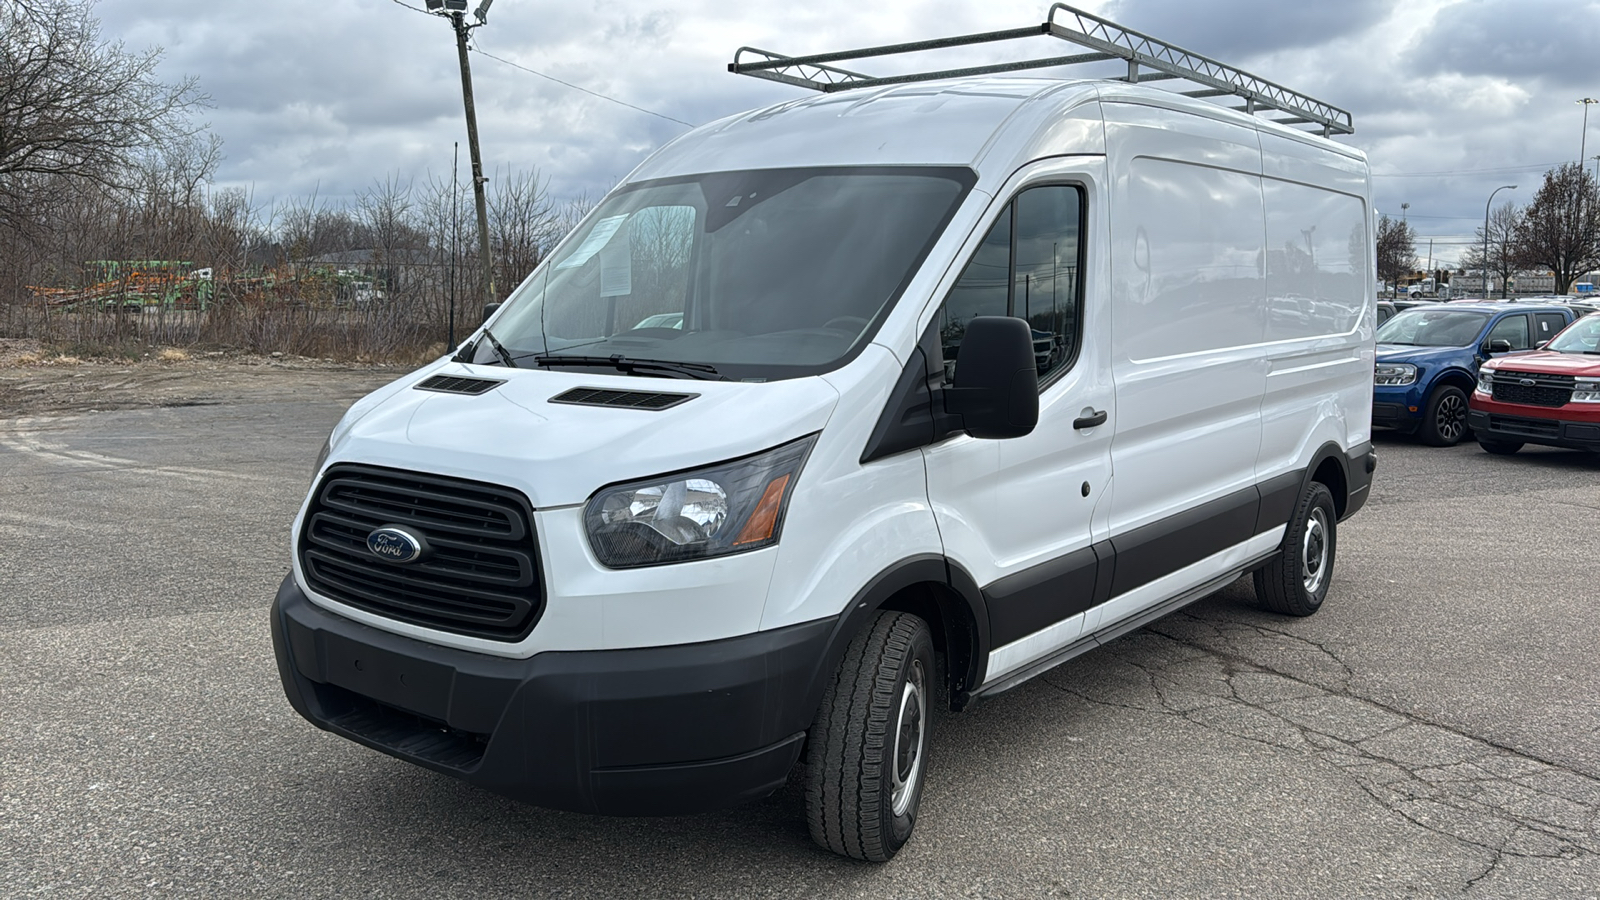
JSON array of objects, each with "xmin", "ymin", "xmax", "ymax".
[
  {"xmin": 584, "ymin": 435, "xmax": 817, "ymax": 568},
  {"xmin": 1374, "ymin": 363, "xmax": 1418, "ymax": 386},
  {"xmin": 1477, "ymin": 369, "xmax": 1495, "ymax": 394},
  {"xmin": 1573, "ymin": 379, "xmax": 1600, "ymax": 403}
]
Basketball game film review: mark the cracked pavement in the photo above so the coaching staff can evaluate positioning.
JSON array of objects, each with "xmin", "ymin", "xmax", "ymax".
[
  {"xmin": 4, "ymin": 367, "xmax": 1600, "ymax": 898},
  {"xmin": 1043, "ymin": 619, "xmax": 1600, "ymax": 893}
]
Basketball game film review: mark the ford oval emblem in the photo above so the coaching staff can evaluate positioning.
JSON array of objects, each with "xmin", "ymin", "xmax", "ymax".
[{"xmin": 366, "ymin": 525, "xmax": 428, "ymax": 563}]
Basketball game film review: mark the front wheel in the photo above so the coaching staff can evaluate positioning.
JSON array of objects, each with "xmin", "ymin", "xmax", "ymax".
[
  {"xmin": 1254, "ymin": 481, "xmax": 1337, "ymax": 617},
  {"xmin": 805, "ymin": 611, "xmax": 935, "ymax": 862},
  {"xmin": 1420, "ymin": 385, "xmax": 1469, "ymax": 446}
]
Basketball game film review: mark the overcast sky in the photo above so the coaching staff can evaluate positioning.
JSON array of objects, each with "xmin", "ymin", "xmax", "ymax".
[{"xmin": 98, "ymin": 0, "xmax": 1598, "ymax": 265}]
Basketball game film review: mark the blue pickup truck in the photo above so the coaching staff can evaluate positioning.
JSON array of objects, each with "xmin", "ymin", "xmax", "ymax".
[{"xmin": 1373, "ymin": 301, "xmax": 1577, "ymax": 446}]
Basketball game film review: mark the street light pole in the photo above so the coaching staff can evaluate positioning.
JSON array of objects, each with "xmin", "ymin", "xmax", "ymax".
[
  {"xmin": 1580, "ymin": 98, "xmax": 1599, "ymax": 165},
  {"xmin": 1485, "ymin": 184, "xmax": 1517, "ymax": 299}
]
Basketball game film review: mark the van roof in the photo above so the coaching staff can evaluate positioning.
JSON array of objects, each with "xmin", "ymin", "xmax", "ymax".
[{"xmin": 629, "ymin": 75, "xmax": 1364, "ymax": 184}]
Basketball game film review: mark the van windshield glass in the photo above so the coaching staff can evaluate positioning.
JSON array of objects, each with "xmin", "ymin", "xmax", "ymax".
[
  {"xmin": 472, "ymin": 167, "xmax": 974, "ymax": 380},
  {"xmin": 1376, "ymin": 308, "xmax": 1491, "ymax": 347}
]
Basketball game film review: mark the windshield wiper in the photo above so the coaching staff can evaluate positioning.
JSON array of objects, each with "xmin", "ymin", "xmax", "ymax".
[
  {"xmin": 531, "ymin": 354, "xmax": 720, "ymax": 380},
  {"xmin": 451, "ymin": 328, "xmax": 518, "ymax": 367}
]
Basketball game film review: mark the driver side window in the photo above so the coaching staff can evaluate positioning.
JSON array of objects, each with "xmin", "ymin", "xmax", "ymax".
[
  {"xmin": 937, "ymin": 185, "xmax": 1084, "ymax": 386},
  {"xmin": 1488, "ymin": 314, "xmax": 1530, "ymax": 350}
]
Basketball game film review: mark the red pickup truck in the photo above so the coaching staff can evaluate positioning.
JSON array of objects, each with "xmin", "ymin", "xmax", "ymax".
[{"xmin": 1469, "ymin": 313, "xmax": 1600, "ymax": 454}]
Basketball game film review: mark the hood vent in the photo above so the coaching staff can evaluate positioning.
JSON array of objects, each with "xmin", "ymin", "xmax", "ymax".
[
  {"xmin": 549, "ymin": 387, "xmax": 698, "ymax": 411},
  {"xmin": 415, "ymin": 374, "xmax": 506, "ymax": 395}
]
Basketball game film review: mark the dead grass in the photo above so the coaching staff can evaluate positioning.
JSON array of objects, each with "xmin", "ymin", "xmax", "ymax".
[{"xmin": 157, "ymin": 348, "xmax": 190, "ymax": 362}]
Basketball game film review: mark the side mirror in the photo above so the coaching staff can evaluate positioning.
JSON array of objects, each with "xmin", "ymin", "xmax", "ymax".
[
  {"xmin": 945, "ymin": 316, "xmax": 1038, "ymax": 439},
  {"xmin": 482, "ymin": 302, "xmax": 501, "ymax": 324},
  {"xmin": 1487, "ymin": 339, "xmax": 1513, "ymax": 354}
]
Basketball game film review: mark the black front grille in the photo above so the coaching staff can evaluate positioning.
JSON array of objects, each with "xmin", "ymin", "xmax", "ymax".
[
  {"xmin": 1492, "ymin": 372, "xmax": 1574, "ymax": 407},
  {"xmin": 1488, "ymin": 414, "xmax": 1560, "ymax": 437},
  {"xmin": 299, "ymin": 465, "xmax": 542, "ymax": 640},
  {"xmin": 549, "ymin": 387, "xmax": 698, "ymax": 410}
]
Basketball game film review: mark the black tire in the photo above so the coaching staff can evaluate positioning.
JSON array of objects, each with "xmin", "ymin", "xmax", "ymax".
[
  {"xmin": 805, "ymin": 611, "xmax": 935, "ymax": 863},
  {"xmin": 1477, "ymin": 437, "xmax": 1523, "ymax": 455},
  {"xmin": 1254, "ymin": 481, "xmax": 1337, "ymax": 617},
  {"xmin": 1420, "ymin": 385, "xmax": 1469, "ymax": 446}
]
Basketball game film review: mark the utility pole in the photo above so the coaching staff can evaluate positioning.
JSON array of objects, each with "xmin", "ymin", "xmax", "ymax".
[{"xmin": 427, "ymin": 0, "xmax": 496, "ymax": 310}]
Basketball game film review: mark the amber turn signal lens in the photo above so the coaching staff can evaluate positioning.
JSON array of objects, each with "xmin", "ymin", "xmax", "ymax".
[{"xmin": 734, "ymin": 474, "xmax": 791, "ymax": 546}]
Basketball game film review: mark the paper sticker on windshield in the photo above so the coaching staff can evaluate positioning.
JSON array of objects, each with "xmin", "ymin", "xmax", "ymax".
[
  {"xmin": 556, "ymin": 214, "xmax": 629, "ymax": 269},
  {"xmin": 600, "ymin": 221, "xmax": 632, "ymax": 297}
]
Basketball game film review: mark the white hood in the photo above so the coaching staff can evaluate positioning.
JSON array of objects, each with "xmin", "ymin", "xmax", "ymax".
[{"xmin": 324, "ymin": 361, "xmax": 841, "ymax": 508}]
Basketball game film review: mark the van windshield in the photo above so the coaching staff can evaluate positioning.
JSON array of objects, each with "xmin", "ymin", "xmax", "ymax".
[
  {"xmin": 1376, "ymin": 308, "xmax": 1491, "ymax": 347},
  {"xmin": 472, "ymin": 166, "xmax": 975, "ymax": 380}
]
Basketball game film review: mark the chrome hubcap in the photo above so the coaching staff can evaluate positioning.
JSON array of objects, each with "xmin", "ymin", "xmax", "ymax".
[
  {"xmin": 890, "ymin": 659, "xmax": 927, "ymax": 817},
  {"xmin": 1437, "ymin": 394, "xmax": 1466, "ymax": 442},
  {"xmin": 1302, "ymin": 507, "xmax": 1329, "ymax": 595}
]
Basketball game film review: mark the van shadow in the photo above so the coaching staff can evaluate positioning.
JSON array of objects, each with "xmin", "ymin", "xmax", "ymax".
[{"xmin": 264, "ymin": 611, "xmax": 1262, "ymax": 895}]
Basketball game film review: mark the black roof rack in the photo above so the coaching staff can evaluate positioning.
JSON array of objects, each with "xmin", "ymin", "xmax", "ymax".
[{"xmin": 729, "ymin": 3, "xmax": 1354, "ymax": 138}]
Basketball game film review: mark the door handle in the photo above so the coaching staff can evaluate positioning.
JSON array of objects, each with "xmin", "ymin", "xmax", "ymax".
[{"xmin": 1073, "ymin": 409, "xmax": 1107, "ymax": 430}]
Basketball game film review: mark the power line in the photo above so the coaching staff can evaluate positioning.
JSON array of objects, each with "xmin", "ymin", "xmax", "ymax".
[
  {"xmin": 1372, "ymin": 162, "xmax": 1563, "ymax": 178},
  {"xmin": 472, "ymin": 47, "xmax": 696, "ymax": 128},
  {"xmin": 389, "ymin": 0, "xmax": 695, "ymax": 128},
  {"xmin": 1378, "ymin": 211, "xmax": 1487, "ymax": 221}
]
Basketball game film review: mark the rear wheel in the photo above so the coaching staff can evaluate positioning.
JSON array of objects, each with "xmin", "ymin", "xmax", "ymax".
[
  {"xmin": 1254, "ymin": 481, "xmax": 1337, "ymax": 617},
  {"xmin": 1420, "ymin": 385, "xmax": 1469, "ymax": 446},
  {"xmin": 1477, "ymin": 437, "xmax": 1523, "ymax": 455},
  {"xmin": 805, "ymin": 611, "xmax": 934, "ymax": 862}
]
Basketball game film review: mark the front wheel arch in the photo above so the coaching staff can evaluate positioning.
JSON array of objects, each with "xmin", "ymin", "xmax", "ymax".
[{"xmin": 802, "ymin": 558, "xmax": 988, "ymax": 721}]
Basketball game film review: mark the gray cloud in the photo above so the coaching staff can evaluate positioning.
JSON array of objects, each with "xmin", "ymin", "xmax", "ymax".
[
  {"xmin": 1418, "ymin": 0, "xmax": 1600, "ymax": 86},
  {"xmin": 1105, "ymin": 0, "xmax": 1393, "ymax": 58},
  {"xmin": 83, "ymin": 0, "xmax": 1594, "ymax": 265}
]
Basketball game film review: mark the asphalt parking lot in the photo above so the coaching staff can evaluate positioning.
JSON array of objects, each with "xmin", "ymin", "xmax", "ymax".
[{"xmin": 3, "ymin": 366, "xmax": 1599, "ymax": 898}]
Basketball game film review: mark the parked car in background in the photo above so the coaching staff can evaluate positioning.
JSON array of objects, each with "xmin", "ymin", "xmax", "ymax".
[
  {"xmin": 1391, "ymin": 298, "xmax": 1440, "ymax": 312},
  {"xmin": 1376, "ymin": 300, "xmax": 1396, "ymax": 326},
  {"xmin": 1373, "ymin": 302, "xmax": 1576, "ymax": 446},
  {"xmin": 1470, "ymin": 313, "xmax": 1600, "ymax": 454}
]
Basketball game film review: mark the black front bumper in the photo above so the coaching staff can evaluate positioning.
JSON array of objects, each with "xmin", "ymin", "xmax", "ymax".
[
  {"xmin": 1371, "ymin": 402, "xmax": 1416, "ymax": 433},
  {"xmin": 271, "ymin": 575, "xmax": 834, "ymax": 816},
  {"xmin": 1468, "ymin": 410, "xmax": 1600, "ymax": 451}
]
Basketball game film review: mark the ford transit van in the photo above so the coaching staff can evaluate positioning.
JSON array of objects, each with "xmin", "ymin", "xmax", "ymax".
[{"xmin": 271, "ymin": 9, "xmax": 1376, "ymax": 862}]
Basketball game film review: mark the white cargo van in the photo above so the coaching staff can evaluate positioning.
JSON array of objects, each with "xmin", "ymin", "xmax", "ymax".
[{"xmin": 272, "ymin": 6, "xmax": 1376, "ymax": 862}]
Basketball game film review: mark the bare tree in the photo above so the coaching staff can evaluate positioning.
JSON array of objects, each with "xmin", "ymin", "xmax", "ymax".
[
  {"xmin": 356, "ymin": 174, "xmax": 424, "ymax": 292},
  {"xmin": 275, "ymin": 187, "xmax": 361, "ymax": 264},
  {"xmin": 1458, "ymin": 201, "xmax": 1523, "ymax": 298},
  {"xmin": 1513, "ymin": 163, "xmax": 1600, "ymax": 295},
  {"xmin": 487, "ymin": 167, "xmax": 557, "ymax": 297},
  {"xmin": 1375, "ymin": 214, "xmax": 1416, "ymax": 289},
  {"xmin": 0, "ymin": 0, "xmax": 208, "ymax": 232}
]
